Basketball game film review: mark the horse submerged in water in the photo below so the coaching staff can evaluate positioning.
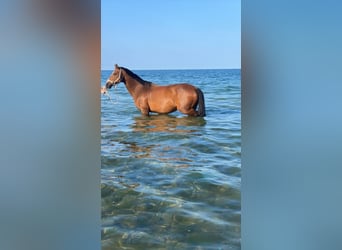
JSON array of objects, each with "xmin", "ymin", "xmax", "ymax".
[{"xmin": 102, "ymin": 64, "xmax": 206, "ymax": 117}]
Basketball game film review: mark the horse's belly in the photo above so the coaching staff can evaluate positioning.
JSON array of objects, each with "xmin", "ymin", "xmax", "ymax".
[{"xmin": 149, "ymin": 98, "xmax": 176, "ymax": 113}]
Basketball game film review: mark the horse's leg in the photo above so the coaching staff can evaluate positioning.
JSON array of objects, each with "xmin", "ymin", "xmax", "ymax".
[
  {"xmin": 139, "ymin": 103, "xmax": 150, "ymax": 116},
  {"xmin": 136, "ymin": 98, "xmax": 150, "ymax": 116},
  {"xmin": 140, "ymin": 107, "xmax": 150, "ymax": 116},
  {"xmin": 177, "ymin": 96, "xmax": 199, "ymax": 116},
  {"xmin": 178, "ymin": 106, "xmax": 198, "ymax": 116}
]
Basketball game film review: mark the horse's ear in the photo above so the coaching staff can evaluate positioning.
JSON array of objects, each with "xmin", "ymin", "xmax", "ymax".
[{"xmin": 115, "ymin": 64, "xmax": 119, "ymax": 69}]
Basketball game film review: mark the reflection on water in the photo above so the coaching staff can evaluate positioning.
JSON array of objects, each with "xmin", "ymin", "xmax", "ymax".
[
  {"xmin": 131, "ymin": 115, "xmax": 206, "ymax": 133},
  {"xmin": 101, "ymin": 69, "xmax": 241, "ymax": 249}
]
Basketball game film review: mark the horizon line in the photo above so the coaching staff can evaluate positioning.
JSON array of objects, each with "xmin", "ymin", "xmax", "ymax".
[{"xmin": 101, "ymin": 68, "xmax": 241, "ymax": 71}]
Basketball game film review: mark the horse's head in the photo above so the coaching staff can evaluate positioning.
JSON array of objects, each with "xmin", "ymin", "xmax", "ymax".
[{"xmin": 105, "ymin": 64, "xmax": 123, "ymax": 89}]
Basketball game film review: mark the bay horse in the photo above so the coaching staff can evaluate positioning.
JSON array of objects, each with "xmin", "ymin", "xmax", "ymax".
[{"xmin": 103, "ymin": 64, "xmax": 206, "ymax": 117}]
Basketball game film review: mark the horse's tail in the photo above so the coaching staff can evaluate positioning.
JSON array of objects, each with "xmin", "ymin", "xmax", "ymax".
[{"xmin": 196, "ymin": 88, "xmax": 206, "ymax": 117}]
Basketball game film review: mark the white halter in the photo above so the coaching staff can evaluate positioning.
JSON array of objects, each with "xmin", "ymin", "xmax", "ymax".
[{"xmin": 114, "ymin": 68, "xmax": 122, "ymax": 83}]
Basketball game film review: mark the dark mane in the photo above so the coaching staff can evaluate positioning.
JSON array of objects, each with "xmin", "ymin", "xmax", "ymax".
[{"xmin": 121, "ymin": 67, "xmax": 152, "ymax": 86}]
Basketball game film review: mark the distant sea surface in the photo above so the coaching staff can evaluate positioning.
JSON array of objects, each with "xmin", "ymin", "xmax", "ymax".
[{"xmin": 101, "ymin": 69, "xmax": 241, "ymax": 249}]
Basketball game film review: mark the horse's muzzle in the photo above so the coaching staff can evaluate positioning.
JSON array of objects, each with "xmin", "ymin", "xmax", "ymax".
[{"xmin": 105, "ymin": 80, "xmax": 114, "ymax": 89}]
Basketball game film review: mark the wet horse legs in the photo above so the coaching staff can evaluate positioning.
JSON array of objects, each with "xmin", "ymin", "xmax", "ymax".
[{"xmin": 178, "ymin": 107, "xmax": 198, "ymax": 116}]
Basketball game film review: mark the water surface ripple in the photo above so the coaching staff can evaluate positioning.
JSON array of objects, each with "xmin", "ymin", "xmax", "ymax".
[{"xmin": 101, "ymin": 69, "xmax": 241, "ymax": 249}]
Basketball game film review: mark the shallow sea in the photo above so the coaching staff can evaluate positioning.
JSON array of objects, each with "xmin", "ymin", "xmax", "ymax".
[{"xmin": 101, "ymin": 69, "xmax": 241, "ymax": 249}]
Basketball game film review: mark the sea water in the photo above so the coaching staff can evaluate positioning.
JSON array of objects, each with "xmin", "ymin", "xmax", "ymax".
[{"xmin": 101, "ymin": 69, "xmax": 241, "ymax": 249}]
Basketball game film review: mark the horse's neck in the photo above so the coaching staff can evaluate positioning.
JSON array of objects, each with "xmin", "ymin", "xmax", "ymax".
[{"xmin": 123, "ymin": 75, "xmax": 145, "ymax": 99}]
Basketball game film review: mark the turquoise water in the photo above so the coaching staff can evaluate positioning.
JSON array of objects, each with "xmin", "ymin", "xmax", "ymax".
[{"xmin": 101, "ymin": 69, "xmax": 241, "ymax": 249}]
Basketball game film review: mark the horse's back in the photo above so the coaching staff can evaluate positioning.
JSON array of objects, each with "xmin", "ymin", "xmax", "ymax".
[
  {"xmin": 150, "ymin": 83, "xmax": 195, "ymax": 95},
  {"xmin": 171, "ymin": 83, "xmax": 198, "ymax": 98}
]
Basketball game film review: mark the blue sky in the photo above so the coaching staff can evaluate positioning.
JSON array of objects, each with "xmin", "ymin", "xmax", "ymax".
[{"xmin": 101, "ymin": 0, "xmax": 240, "ymax": 70}]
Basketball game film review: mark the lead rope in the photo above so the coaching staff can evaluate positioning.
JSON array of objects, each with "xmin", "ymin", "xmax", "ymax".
[
  {"xmin": 103, "ymin": 85, "xmax": 119, "ymax": 104},
  {"xmin": 103, "ymin": 68, "xmax": 122, "ymax": 104}
]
